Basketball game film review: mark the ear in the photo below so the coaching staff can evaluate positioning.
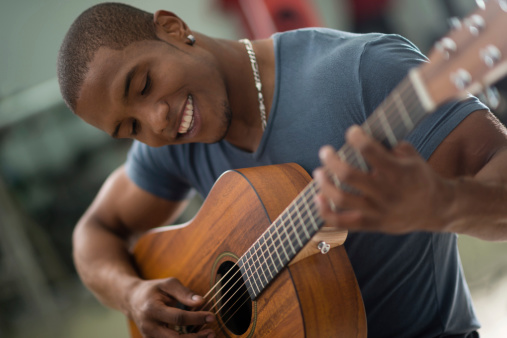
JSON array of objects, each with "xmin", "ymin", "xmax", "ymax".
[{"xmin": 153, "ymin": 10, "xmax": 191, "ymax": 42}]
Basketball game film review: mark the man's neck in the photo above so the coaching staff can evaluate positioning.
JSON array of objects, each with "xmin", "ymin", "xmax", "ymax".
[{"xmin": 200, "ymin": 34, "xmax": 275, "ymax": 153}]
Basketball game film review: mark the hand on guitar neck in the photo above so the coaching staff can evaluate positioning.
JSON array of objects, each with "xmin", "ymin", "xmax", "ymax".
[
  {"xmin": 314, "ymin": 125, "xmax": 453, "ymax": 234},
  {"xmin": 314, "ymin": 110, "xmax": 507, "ymax": 241}
]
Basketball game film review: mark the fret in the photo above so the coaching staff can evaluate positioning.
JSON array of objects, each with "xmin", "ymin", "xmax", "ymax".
[
  {"xmin": 295, "ymin": 201, "xmax": 311, "ymax": 239},
  {"xmin": 297, "ymin": 187, "xmax": 316, "ymax": 233},
  {"xmin": 281, "ymin": 222, "xmax": 296, "ymax": 257},
  {"xmin": 273, "ymin": 219, "xmax": 291, "ymax": 263},
  {"xmin": 252, "ymin": 241, "xmax": 269, "ymax": 288},
  {"xmin": 393, "ymin": 91, "xmax": 415, "ymax": 131},
  {"xmin": 362, "ymin": 120, "xmax": 373, "ymax": 136},
  {"xmin": 378, "ymin": 107, "xmax": 398, "ymax": 147},
  {"xmin": 267, "ymin": 225, "xmax": 285, "ymax": 268},
  {"xmin": 241, "ymin": 251, "xmax": 261, "ymax": 298},
  {"xmin": 285, "ymin": 212, "xmax": 304, "ymax": 248},
  {"xmin": 281, "ymin": 215, "xmax": 297, "ymax": 256},
  {"xmin": 351, "ymin": 147, "xmax": 369, "ymax": 172},
  {"xmin": 306, "ymin": 184, "xmax": 321, "ymax": 231},
  {"xmin": 247, "ymin": 250, "xmax": 262, "ymax": 295},
  {"xmin": 338, "ymin": 146, "xmax": 368, "ymax": 172},
  {"xmin": 238, "ymin": 258, "xmax": 254, "ymax": 299},
  {"xmin": 261, "ymin": 231, "xmax": 279, "ymax": 277}
]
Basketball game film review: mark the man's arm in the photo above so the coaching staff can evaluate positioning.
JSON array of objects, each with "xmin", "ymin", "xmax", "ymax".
[
  {"xmin": 73, "ymin": 166, "xmax": 215, "ymax": 337},
  {"xmin": 314, "ymin": 109, "xmax": 507, "ymax": 241},
  {"xmin": 439, "ymin": 110, "xmax": 507, "ymax": 240}
]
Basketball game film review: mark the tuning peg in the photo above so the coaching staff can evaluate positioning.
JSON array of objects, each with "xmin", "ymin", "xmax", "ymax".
[
  {"xmin": 436, "ymin": 37, "xmax": 457, "ymax": 59},
  {"xmin": 464, "ymin": 14, "xmax": 485, "ymax": 35},
  {"xmin": 478, "ymin": 86, "xmax": 500, "ymax": 109},
  {"xmin": 447, "ymin": 17, "xmax": 462, "ymax": 30},
  {"xmin": 450, "ymin": 69, "xmax": 472, "ymax": 90},
  {"xmin": 480, "ymin": 45, "xmax": 502, "ymax": 67},
  {"xmin": 475, "ymin": 0, "xmax": 486, "ymax": 10}
]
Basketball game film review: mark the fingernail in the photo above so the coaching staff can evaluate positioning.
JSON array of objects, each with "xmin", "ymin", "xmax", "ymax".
[
  {"xmin": 314, "ymin": 196, "xmax": 321, "ymax": 208},
  {"xmin": 206, "ymin": 315, "xmax": 215, "ymax": 323},
  {"xmin": 350, "ymin": 125, "xmax": 361, "ymax": 132},
  {"xmin": 319, "ymin": 146, "xmax": 330, "ymax": 160},
  {"xmin": 192, "ymin": 294, "xmax": 202, "ymax": 302}
]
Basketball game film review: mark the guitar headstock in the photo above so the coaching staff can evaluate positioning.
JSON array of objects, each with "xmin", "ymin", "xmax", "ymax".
[{"xmin": 415, "ymin": 0, "xmax": 507, "ymax": 111}]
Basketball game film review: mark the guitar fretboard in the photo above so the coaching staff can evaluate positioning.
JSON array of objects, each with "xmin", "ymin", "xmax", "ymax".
[{"xmin": 238, "ymin": 75, "xmax": 429, "ymax": 300}]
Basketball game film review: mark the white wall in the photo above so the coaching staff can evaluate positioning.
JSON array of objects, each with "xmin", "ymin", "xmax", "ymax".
[{"xmin": 0, "ymin": 0, "xmax": 240, "ymax": 99}]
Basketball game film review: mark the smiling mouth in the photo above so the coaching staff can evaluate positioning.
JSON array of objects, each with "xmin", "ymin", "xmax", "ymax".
[{"xmin": 178, "ymin": 95, "xmax": 195, "ymax": 135}]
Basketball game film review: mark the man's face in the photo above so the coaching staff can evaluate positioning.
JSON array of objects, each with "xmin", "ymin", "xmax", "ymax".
[{"xmin": 75, "ymin": 39, "xmax": 231, "ymax": 147}]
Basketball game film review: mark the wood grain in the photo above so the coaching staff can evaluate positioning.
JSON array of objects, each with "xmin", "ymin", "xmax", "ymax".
[{"xmin": 128, "ymin": 163, "xmax": 366, "ymax": 337}]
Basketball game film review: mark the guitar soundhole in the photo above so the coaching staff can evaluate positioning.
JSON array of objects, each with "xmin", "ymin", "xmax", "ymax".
[{"xmin": 215, "ymin": 261, "xmax": 252, "ymax": 335}]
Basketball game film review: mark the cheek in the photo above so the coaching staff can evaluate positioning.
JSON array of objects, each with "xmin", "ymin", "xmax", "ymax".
[{"xmin": 138, "ymin": 133, "xmax": 164, "ymax": 147}]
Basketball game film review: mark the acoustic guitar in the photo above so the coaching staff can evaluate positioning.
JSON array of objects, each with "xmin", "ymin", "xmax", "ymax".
[{"xmin": 128, "ymin": 1, "xmax": 507, "ymax": 337}]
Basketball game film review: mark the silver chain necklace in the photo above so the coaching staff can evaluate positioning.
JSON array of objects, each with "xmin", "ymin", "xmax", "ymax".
[{"xmin": 239, "ymin": 39, "xmax": 267, "ymax": 131}]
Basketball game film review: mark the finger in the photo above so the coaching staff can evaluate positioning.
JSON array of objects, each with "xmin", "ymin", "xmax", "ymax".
[
  {"xmin": 151, "ymin": 306, "xmax": 215, "ymax": 328},
  {"xmin": 318, "ymin": 146, "xmax": 386, "ymax": 202},
  {"xmin": 318, "ymin": 146, "xmax": 373, "ymax": 191},
  {"xmin": 317, "ymin": 194, "xmax": 384, "ymax": 231},
  {"xmin": 313, "ymin": 168, "xmax": 371, "ymax": 210},
  {"xmin": 158, "ymin": 278, "xmax": 206, "ymax": 308},
  {"xmin": 345, "ymin": 125, "xmax": 395, "ymax": 172},
  {"xmin": 315, "ymin": 194, "xmax": 365, "ymax": 229}
]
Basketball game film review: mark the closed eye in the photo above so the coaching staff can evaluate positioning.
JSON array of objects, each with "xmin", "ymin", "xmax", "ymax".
[
  {"xmin": 131, "ymin": 119, "xmax": 139, "ymax": 136},
  {"xmin": 141, "ymin": 72, "xmax": 151, "ymax": 95}
]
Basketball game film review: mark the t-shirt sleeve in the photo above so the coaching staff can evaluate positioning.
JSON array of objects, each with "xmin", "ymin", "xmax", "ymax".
[
  {"xmin": 125, "ymin": 141, "xmax": 194, "ymax": 201},
  {"xmin": 357, "ymin": 34, "xmax": 488, "ymax": 160}
]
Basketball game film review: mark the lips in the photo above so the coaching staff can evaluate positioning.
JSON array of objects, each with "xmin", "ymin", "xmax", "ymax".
[{"xmin": 178, "ymin": 95, "xmax": 195, "ymax": 134}]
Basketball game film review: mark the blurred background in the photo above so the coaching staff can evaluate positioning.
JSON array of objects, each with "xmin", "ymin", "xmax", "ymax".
[{"xmin": 1, "ymin": 0, "xmax": 506, "ymax": 337}]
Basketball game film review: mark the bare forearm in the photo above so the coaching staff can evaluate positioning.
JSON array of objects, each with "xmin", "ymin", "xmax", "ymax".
[
  {"xmin": 73, "ymin": 217, "xmax": 141, "ymax": 315},
  {"xmin": 445, "ymin": 177, "xmax": 507, "ymax": 241}
]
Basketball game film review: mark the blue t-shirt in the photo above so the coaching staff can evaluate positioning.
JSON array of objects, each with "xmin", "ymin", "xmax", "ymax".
[{"xmin": 126, "ymin": 28, "xmax": 486, "ymax": 337}]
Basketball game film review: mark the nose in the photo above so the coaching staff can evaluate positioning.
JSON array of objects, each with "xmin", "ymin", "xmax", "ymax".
[{"xmin": 141, "ymin": 101, "xmax": 169, "ymax": 136}]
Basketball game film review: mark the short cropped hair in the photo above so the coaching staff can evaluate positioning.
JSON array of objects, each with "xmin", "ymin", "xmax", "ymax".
[{"xmin": 57, "ymin": 3, "xmax": 159, "ymax": 111}]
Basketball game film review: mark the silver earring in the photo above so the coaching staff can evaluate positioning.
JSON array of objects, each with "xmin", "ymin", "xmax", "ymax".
[{"xmin": 186, "ymin": 34, "xmax": 195, "ymax": 46}]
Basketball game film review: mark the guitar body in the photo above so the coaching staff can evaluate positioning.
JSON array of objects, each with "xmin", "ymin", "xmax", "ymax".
[{"xmin": 129, "ymin": 163, "xmax": 366, "ymax": 337}]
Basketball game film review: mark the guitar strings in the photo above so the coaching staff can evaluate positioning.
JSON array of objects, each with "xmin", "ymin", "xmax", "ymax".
[
  {"xmin": 193, "ymin": 76, "xmax": 424, "ymax": 324},
  {"xmin": 196, "ymin": 76, "xmax": 418, "ymax": 302},
  {"xmin": 202, "ymin": 95, "xmax": 429, "ymax": 334},
  {"xmin": 195, "ymin": 77, "xmax": 425, "ymax": 326},
  {"xmin": 191, "ymin": 76, "xmax": 428, "ymax": 332},
  {"xmin": 196, "ymin": 93, "xmax": 429, "ymax": 335}
]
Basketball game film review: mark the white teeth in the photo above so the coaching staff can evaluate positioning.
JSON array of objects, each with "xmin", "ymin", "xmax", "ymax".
[{"xmin": 178, "ymin": 95, "xmax": 194, "ymax": 134}]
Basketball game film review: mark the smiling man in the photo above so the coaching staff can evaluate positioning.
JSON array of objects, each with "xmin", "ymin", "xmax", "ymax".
[{"xmin": 58, "ymin": 3, "xmax": 507, "ymax": 338}]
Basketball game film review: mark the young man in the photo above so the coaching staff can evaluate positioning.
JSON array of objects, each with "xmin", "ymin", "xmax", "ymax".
[{"xmin": 58, "ymin": 3, "xmax": 507, "ymax": 338}]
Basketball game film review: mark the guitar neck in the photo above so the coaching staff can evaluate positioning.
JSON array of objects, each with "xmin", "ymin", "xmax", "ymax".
[{"xmin": 239, "ymin": 74, "xmax": 430, "ymax": 300}]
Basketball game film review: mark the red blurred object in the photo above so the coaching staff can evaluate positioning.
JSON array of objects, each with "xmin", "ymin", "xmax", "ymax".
[
  {"xmin": 351, "ymin": 0, "xmax": 391, "ymax": 23},
  {"xmin": 218, "ymin": 0, "xmax": 323, "ymax": 39}
]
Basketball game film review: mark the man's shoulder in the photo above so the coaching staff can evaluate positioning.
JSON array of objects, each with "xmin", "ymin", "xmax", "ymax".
[
  {"xmin": 273, "ymin": 28, "xmax": 415, "ymax": 69},
  {"xmin": 273, "ymin": 27, "xmax": 400, "ymax": 49}
]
